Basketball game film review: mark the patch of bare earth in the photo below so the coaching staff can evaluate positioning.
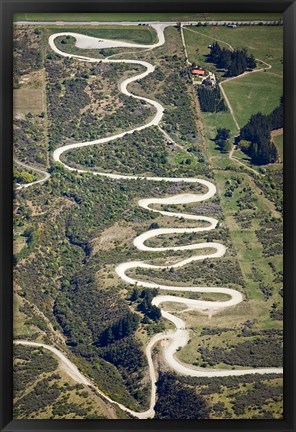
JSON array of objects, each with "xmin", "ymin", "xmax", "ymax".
[
  {"xmin": 14, "ymin": 69, "xmax": 45, "ymax": 116},
  {"xmin": 91, "ymin": 222, "xmax": 136, "ymax": 253},
  {"xmin": 271, "ymin": 128, "xmax": 283, "ymax": 138}
]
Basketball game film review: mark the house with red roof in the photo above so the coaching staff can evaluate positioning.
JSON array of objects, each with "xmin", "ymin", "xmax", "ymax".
[{"xmin": 191, "ymin": 69, "xmax": 205, "ymax": 76}]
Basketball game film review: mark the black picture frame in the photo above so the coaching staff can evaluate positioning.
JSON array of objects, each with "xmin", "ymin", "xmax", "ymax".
[{"xmin": 1, "ymin": 0, "xmax": 295, "ymax": 431}]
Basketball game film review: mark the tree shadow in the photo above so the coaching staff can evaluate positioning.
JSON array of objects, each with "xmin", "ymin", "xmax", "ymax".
[{"xmin": 203, "ymin": 54, "xmax": 228, "ymax": 76}]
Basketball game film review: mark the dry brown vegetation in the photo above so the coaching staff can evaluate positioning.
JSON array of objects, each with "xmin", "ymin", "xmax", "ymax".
[
  {"xmin": 91, "ymin": 222, "xmax": 136, "ymax": 253},
  {"xmin": 14, "ymin": 70, "xmax": 45, "ymax": 116}
]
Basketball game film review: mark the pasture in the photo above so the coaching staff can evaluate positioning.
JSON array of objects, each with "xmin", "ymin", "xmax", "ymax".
[
  {"xmin": 14, "ymin": 13, "xmax": 283, "ymax": 22},
  {"xmin": 222, "ymin": 72, "xmax": 283, "ymax": 128},
  {"xmin": 184, "ymin": 25, "xmax": 283, "ymax": 76}
]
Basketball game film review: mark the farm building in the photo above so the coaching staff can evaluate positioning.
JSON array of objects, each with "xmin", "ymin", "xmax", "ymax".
[{"xmin": 191, "ymin": 69, "xmax": 205, "ymax": 76}]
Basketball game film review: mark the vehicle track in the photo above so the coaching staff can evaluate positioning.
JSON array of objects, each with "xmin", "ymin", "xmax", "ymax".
[
  {"xmin": 14, "ymin": 158, "xmax": 50, "ymax": 190},
  {"xmin": 15, "ymin": 25, "xmax": 282, "ymax": 419},
  {"xmin": 183, "ymin": 26, "xmax": 272, "ymax": 176}
]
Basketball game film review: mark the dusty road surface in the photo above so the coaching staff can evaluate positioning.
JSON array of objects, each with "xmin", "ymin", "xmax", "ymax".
[{"xmin": 15, "ymin": 24, "xmax": 283, "ymax": 419}]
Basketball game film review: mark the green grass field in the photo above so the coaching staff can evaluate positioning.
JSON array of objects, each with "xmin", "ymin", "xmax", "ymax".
[
  {"xmin": 183, "ymin": 29, "xmax": 221, "ymax": 73},
  {"xmin": 273, "ymin": 134, "xmax": 283, "ymax": 160},
  {"xmin": 14, "ymin": 13, "xmax": 283, "ymax": 22},
  {"xmin": 201, "ymin": 111, "xmax": 238, "ymax": 169},
  {"xmin": 184, "ymin": 25, "xmax": 283, "ymax": 76},
  {"xmin": 184, "ymin": 25, "xmax": 283, "ymax": 131},
  {"xmin": 47, "ymin": 25, "xmax": 157, "ymax": 45},
  {"xmin": 222, "ymin": 72, "xmax": 283, "ymax": 128}
]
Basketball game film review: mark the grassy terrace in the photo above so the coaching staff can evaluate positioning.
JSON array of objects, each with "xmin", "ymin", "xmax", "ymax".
[
  {"xmin": 184, "ymin": 25, "xmax": 283, "ymax": 76},
  {"xmin": 222, "ymin": 73, "xmax": 283, "ymax": 128},
  {"xmin": 183, "ymin": 25, "xmax": 283, "ymax": 138},
  {"xmin": 47, "ymin": 25, "xmax": 157, "ymax": 45}
]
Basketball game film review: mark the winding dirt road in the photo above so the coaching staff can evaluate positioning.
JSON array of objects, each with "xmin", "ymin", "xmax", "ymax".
[
  {"xmin": 14, "ymin": 158, "xmax": 50, "ymax": 190},
  {"xmin": 183, "ymin": 26, "xmax": 273, "ymax": 178},
  {"xmin": 183, "ymin": 26, "xmax": 272, "ymax": 132},
  {"xmin": 16, "ymin": 25, "xmax": 283, "ymax": 419}
]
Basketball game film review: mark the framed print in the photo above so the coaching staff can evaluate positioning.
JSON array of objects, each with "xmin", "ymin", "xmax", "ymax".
[{"xmin": 1, "ymin": 0, "xmax": 295, "ymax": 431}]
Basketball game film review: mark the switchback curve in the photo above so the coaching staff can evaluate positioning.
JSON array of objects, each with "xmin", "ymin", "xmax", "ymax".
[{"xmin": 15, "ymin": 25, "xmax": 283, "ymax": 419}]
